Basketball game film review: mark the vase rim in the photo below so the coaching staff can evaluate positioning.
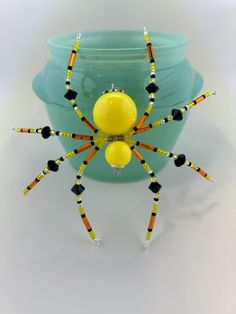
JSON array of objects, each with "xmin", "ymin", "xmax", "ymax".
[{"xmin": 47, "ymin": 30, "xmax": 189, "ymax": 52}]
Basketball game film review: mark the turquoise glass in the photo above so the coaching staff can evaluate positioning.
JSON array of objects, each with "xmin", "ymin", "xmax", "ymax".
[{"xmin": 32, "ymin": 30, "xmax": 203, "ymax": 182}]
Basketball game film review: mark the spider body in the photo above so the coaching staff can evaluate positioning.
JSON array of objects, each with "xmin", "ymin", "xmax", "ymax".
[
  {"xmin": 14, "ymin": 29, "xmax": 215, "ymax": 248},
  {"xmin": 93, "ymin": 89, "xmax": 137, "ymax": 169},
  {"xmin": 93, "ymin": 91, "xmax": 137, "ymax": 135}
]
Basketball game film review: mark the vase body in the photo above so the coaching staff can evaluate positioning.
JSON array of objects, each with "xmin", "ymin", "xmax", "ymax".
[{"xmin": 33, "ymin": 30, "xmax": 203, "ymax": 182}]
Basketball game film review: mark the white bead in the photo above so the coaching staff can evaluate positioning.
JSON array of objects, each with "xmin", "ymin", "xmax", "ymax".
[{"xmin": 144, "ymin": 240, "xmax": 151, "ymax": 250}]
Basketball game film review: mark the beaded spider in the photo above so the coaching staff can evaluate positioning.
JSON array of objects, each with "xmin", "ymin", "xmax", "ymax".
[{"xmin": 14, "ymin": 28, "xmax": 216, "ymax": 248}]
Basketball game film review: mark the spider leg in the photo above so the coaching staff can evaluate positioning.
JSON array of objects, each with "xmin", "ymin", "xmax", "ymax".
[
  {"xmin": 134, "ymin": 91, "xmax": 216, "ymax": 135},
  {"xmin": 71, "ymin": 145, "xmax": 104, "ymax": 245},
  {"xmin": 13, "ymin": 126, "xmax": 93, "ymax": 141},
  {"xmin": 21, "ymin": 142, "xmax": 94, "ymax": 196},
  {"xmin": 64, "ymin": 33, "xmax": 98, "ymax": 134},
  {"xmin": 130, "ymin": 146, "xmax": 161, "ymax": 249},
  {"xmin": 133, "ymin": 27, "xmax": 159, "ymax": 130},
  {"xmin": 135, "ymin": 141, "xmax": 213, "ymax": 181}
]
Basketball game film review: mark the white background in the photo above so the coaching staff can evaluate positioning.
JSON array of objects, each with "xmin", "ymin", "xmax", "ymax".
[{"xmin": 0, "ymin": 1, "xmax": 236, "ymax": 313}]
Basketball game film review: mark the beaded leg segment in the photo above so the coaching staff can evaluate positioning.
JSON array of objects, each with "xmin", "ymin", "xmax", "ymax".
[
  {"xmin": 135, "ymin": 141, "xmax": 212, "ymax": 181},
  {"xmin": 134, "ymin": 27, "xmax": 159, "ymax": 130},
  {"xmin": 134, "ymin": 91, "xmax": 216, "ymax": 135},
  {"xmin": 13, "ymin": 126, "xmax": 93, "ymax": 141},
  {"xmin": 71, "ymin": 146, "xmax": 103, "ymax": 245},
  {"xmin": 131, "ymin": 146, "xmax": 161, "ymax": 248},
  {"xmin": 20, "ymin": 142, "xmax": 95, "ymax": 196},
  {"xmin": 65, "ymin": 33, "xmax": 98, "ymax": 134},
  {"xmin": 14, "ymin": 28, "xmax": 215, "ymax": 248}
]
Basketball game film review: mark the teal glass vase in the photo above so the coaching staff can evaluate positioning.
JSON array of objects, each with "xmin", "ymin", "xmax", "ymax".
[{"xmin": 32, "ymin": 30, "xmax": 203, "ymax": 182}]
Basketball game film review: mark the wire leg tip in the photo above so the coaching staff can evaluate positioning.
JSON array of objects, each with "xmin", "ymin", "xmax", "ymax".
[{"xmin": 94, "ymin": 238, "xmax": 102, "ymax": 246}]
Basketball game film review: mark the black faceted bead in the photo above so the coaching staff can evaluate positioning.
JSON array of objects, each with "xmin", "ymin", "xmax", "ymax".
[
  {"xmin": 145, "ymin": 83, "xmax": 159, "ymax": 94},
  {"xmin": 174, "ymin": 154, "xmax": 186, "ymax": 167},
  {"xmin": 41, "ymin": 126, "xmax": 51, "ymax": 139},
  {"xmin": 171, "ymin": 109, "xmax": 183, "ymax": 121},
  {"xmin": 47, "ymin": 160, "xmax": 59, "ymax": 172},
  {"xmin": 71, "ymin": 184, "xmax": 85, "ymax": 195},
  {"xmin": 64, "ymin": 89, "xmax": 78, "ymax": 100},
  {"xmin": 148, "ymin": 181, "xmax": 162, "ymax": 193}
]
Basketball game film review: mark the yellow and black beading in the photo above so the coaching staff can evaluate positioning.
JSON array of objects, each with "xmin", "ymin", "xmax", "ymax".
[{"xmin": 14, "ymin": 28, "xmax": 216, "ymax": 248}]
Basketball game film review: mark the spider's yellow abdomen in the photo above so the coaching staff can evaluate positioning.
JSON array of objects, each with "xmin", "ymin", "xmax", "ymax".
[
  {"xmin": 105, "ymin": 141, "xmax": 131, "ymax": 167},
  {"xmin": 93, "ymin": 92, "xmax": 137, "ymax": 135}
]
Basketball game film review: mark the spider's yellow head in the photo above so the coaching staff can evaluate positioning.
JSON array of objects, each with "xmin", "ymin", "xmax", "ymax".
[{"xmin": 93, "ymin": 91, "xmax": 137, "ymax": 135}]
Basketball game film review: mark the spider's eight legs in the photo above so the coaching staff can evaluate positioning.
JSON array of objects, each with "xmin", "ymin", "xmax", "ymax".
[
  {"xmin": 21, "ymin": 142, "xmax": 94, "ymax": 196},
  {"xmin": 13, "ymin": 126, "xmax": 93, "ymax": 141},
  {"xmin": 64, "ymin": 33, "xmax": 98, "ymax": 133},
  {"xmin": 71, "ymin": 145, "xmax": 104, "ymax": 245},
  {"xmin": 130, "ymin": 146, "xmax": 161, "ymax": 249},
  {"xmin": 135, "ymin": 141, "xmax": 213, "ymax": 181},
  {"xmin": 135, "ymin": 91, "xmax": 216, "ymax": 135},
  {"xmin": 134, "ymin": 27, "xmax": 159, "ymax": 131}
]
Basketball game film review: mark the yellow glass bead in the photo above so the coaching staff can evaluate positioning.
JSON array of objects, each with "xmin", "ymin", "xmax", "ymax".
[
  {"xmin": 76, "ymin": 109, "xmax": 83, "ymax": 118},
  {"xmin": 143, "ymin": 163, "xmax": 151, "ymax": 172},
  {"xmin": 89, "ymin": 230, "xmax": 96, "ymax": 240},
  {"xmin": 152, "ymin": 203, "xmax": 158, "ymax": 212},
  {"xmin": 205, "ymin": 92, "xmax": 212, "ymax": 97},
  {"xmin": 93, "ymin": 92, "xmax": 137, "ymax": 135},
  {"xmin": 105, "ymin": 141, "xmax": 131, "ymax": 167},
  {"xmin": 146, "ymin": 103, "xmax": 153, "ymax": 114},
  {"xmin": 37, "ymin": 174, "xmax": 44, "ymax": 180},
  {"xmin": 21, "ymin": 188, "xmax": 29, "ymax": 196},
  {"xmin": 79, "ymin": 206, "xmax": 85, "ymax": 215}
]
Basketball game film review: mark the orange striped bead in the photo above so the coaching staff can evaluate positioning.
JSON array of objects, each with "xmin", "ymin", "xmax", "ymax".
[
  {"xmin": 21, "ymin": 128, "xmax": 30, "ymax": 133},
  {"xmin": 68, "ymin": 52, "xmax": 76, "ymax": 67},
  {"xmin": 82, "ymin": 216, "xmax": 92, "ymax": 230},
  {"xmin": 148, "ymin": 215, "xmax": 156, "ymax": 230},
  {"xmin": 147, "ymin": 44, "xmax": 154, "ymax": 61},
  {"xmin": 75, "ymin": 142, "xmax": 93, "ymax": 154},
  {"xmin": 139, "ymin": 142, "xmax": 154, "ymax": 151},
  {"xmin": 28, "ymin": 180, "xmax": 38, "ymax": 189},
  {"xmin": 74, "ymin": 134, "xmax": 92, "ymax": 140},
  {"xmin": 136, "ymin": 115, "xmax": 148, "ymax": 129},
  {"xmin": 132, "ymin": 148, "xmax": 143, "ymax": 161},
  {"xmin": 83, "ymin": 118, "xmax": 97, "ymax": 132},
  {"xmin": 135, "ymin": 125, "xmax": 151, "ymax": 134},
  {"xmin": 198, "ymin": 169, "xmax": 207, "ymax": 177},
  {"xmin": 195, "ymin": 95, "xmax": 205, "ymax": 103},
  {"xmin": 85, "ymin": 148, "xmax": 97, "ymax": 162}
]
